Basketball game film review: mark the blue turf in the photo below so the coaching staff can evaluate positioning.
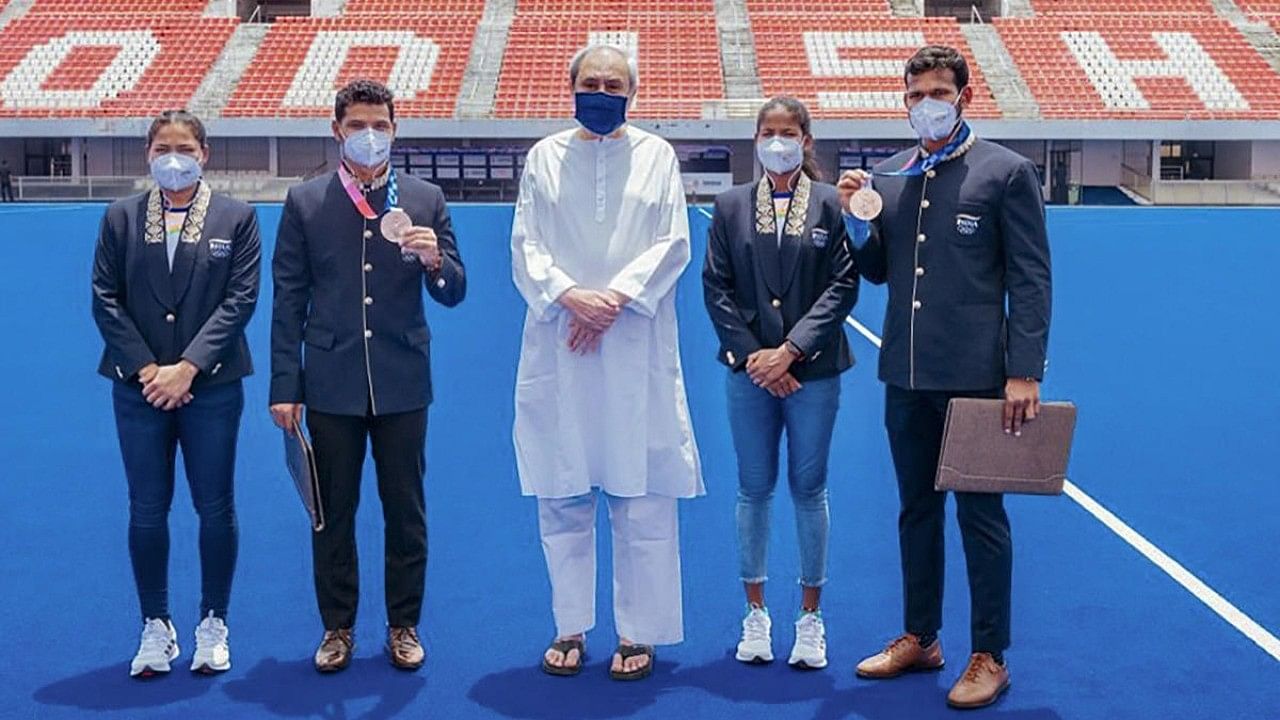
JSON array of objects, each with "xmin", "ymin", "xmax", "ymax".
[{"xmin": 0, "ymin": 203, "xmax": 1276, "ymax": 720}]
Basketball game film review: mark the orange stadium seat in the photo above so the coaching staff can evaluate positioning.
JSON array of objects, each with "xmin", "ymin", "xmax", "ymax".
[
  {"xmin": 1030, "ymin": 0, "xmax": 1216, "ymax": 13},
  {"xmin": 342, "ymin": 0, "xmax": 486, "ymax": 12},
  {"xmin": 995, "ymin": 16, "xmax": 1280, "ymax": 119},
  {"xmin": 745, "ymin": 0, "xmax": 892, "ymax": 14},
  {"xmin": 518, "ymin": 0, "xmax": 714, "ymax": 10},
  {"xmin": 222, "ymin": 14, "xmax": 479, "ymax": 119},
  {"xmin": 26, "ymin": 0, "xmax": 207, "ymax": 13},
  {"xmin": 1238, "ymin": 1, "xmax": 1280, "ymax": 13},
  {"xmin": 494, "ymin": 10, "xmax": 724, "ymax": 119},
  {"xmin": 748, "ymin": 13, "xmax": 1000, "ymax": 119},
  {"xmin": 0, "ymin": 14, "xmax": 235, "ymax": 118}
]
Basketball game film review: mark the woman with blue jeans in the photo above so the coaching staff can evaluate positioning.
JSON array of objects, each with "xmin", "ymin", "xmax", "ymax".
[
  {"xmin": 703, "ymin": 97, "xmax": 859, "ymax": 669},
  {"xmin": 92, "ymin": 110, "xmax": 260, "ymax": 678}
]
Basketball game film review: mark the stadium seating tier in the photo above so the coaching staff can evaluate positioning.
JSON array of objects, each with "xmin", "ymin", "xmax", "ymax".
[
  {"xmin": 0, "ymin": 3, "xmax": 1278, "ymax": 121},
  {"xmin": 223, "ymin": 14, "xmax": 480, "ymax": 119},
  {"xmin": 27, "ymin": 0, "xmax": 208, "ymax": 13},
  {"xmin": 494, "ymin": 11, "xmax": 725, "ymax": 119},
  {"xmin": 1029, "ymin": 0, "xmax": 1217, "ymax": 14},
  {"xmin": 0, "ymin": 15, "xmax": 235, "ymax": 118},
  {"xmin": 749, "ymin": 14, "xmax": 1001, "ymax": 119},
  {"xmin": 996, "ymin": 16, "xmax": 1280, "ymax": 119}
]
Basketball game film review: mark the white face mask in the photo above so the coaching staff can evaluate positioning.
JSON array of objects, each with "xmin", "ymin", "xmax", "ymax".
[
  {"xmin": 909, "ymin": 96, "xmax": 961, "ymax": 143},
  {"xmin": 150, "ymin": 153, "xmax": 202, "ymax": 192},
  {"xmin": 756, "ymin": 136, "xmax": 804, "ymax": 175},
  {"xmin": 342, "ymin": 128, "xmax": 392, "ymax": 169}
]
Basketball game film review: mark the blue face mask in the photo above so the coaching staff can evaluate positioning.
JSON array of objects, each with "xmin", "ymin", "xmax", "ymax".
[
  {"xmin": 342, "ymin": 128, "xmax": 392, "ymax": 169},
  {"xmin": 150, "ymin": 153, "xmax": 202, "ymax": 192},
  {"xmin": 574, "ymin": 92, "xmax": 628, "ymax": 137}
]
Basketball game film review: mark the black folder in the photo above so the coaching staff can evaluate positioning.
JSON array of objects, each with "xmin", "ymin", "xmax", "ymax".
[
  {"xmin": 934, "ymin": 398, "xmax": 1077, "ymax": 495},
  {"xmin": 284, "ymin": 419, "xmax": 325, "ymax": 531}
]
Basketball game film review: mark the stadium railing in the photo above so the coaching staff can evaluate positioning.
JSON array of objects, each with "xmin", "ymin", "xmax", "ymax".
[
  {"xmin": 9, "ymin": 174, "xmax": 1280, "ymax": 206},
  {"xmin": 10, "ymin": 175, "xmax": 302, "ymax": 202},
  {"xmin": 1119, "ymin": 165, "xmax": 1280, "ymax": 204}
]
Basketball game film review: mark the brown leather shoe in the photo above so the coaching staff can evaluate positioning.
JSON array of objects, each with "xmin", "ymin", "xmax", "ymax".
[
  {"xmin": 387, "ymin": 626, "xmax": 425, "ymax": 671},
  {"xmin": 314, "ymin": 628, "xmax": 354, "ymax": 673},
  {"xmin": 947, "ymin": 653, "xmax": 1010, "ymax": 709},
  {"xmin": 855, "ymin": 633, "xmax": 945, "ymax": 679}
]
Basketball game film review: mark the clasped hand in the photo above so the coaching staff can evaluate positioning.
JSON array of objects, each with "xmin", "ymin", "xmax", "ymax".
[
  {"xmin": 560, "ymin": 288, "xmax": 630, "ymax": 354},
  {"xmin": 139, "ymin": 361, "xmax": 197, "ymax": 411},
  {"xmin": 746, "ymin": 346, "xmax": 801, "ymax": 399}
]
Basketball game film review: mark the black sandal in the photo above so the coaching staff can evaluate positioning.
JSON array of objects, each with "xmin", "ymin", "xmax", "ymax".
[
  {"xmin": 609, "ymin": 644, "xmax": 655, "ymax": 681},
  {"xmin": 541, "ymin": 638, "xmax": 585, "ymax": 676}
]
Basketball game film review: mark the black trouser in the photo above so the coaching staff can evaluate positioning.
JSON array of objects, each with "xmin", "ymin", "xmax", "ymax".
[
  {"xmin": 1, "ymin": 181, "xmax": 13, "ymax": 202},
  {"xmin": 884, "ymin": 384, "xmax": 1011, "ymax": 653},
  {"xmin": 306, "ymin": 406, "xmax": 427, "ymax": 630}
]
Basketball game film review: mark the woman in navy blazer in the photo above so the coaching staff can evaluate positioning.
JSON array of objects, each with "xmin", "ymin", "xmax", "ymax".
[
  {"xmin": 702, "ymin": 97, "xmax": 859, "ymax": 671},
  {"xmin": 91, "ymin": 110, "xmax": 260, "ymax": 679}
]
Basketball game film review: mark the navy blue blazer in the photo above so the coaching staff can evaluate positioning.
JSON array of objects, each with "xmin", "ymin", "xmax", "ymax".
[
  {"xmin": 269, "ymin": 170, "xmax": 465, "ymax": 417},
  {"xmin": 91, "ymin": 186, "xmax": 260, "ymax": 387},
  {"xmin": 703, "ymin": 178, "xmax": 859, "ymax": 381},
  {"xmin": 855, "ymin": 137, "xmax": 1052, "ymax": 391}
]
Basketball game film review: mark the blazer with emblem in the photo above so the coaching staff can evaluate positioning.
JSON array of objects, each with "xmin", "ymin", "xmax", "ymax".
[
  {"xmin": 855, "ymin": 137, "xmax": 1052, "ymax": 392},
  {"xmin": 91, "ymin": 186, "xmax": 260, "ymax": 388},
  {"xmin": 269, "ymin": 170, "xmax": 465, "ymax": 417},
  {"xmin": 703, "ymin": 177, "xmax": 859, "ymax": 382}
]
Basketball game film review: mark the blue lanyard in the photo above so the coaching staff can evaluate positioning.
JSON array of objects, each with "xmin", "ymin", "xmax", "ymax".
[
  {"xmin": 876, "ymin": 122, "xmax": 972, "ymax": 178},
  {"xmin": 385, "ymin": 168, "xmax": 398, "ymax": 212}
]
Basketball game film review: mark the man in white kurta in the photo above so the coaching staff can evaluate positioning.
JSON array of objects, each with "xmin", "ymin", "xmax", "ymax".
[{"xmin": 511, "ymin": 45, "xmax": 703, "ymax": 679}]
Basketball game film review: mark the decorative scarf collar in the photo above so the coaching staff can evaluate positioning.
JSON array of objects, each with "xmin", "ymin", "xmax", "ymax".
[
  {"xmin": 145, "ymin": 181, "xmax": 210, "ymax": 246},
  {"xmin": 755, "ymin": 171, "xmax": 811, "ymax": 238}
]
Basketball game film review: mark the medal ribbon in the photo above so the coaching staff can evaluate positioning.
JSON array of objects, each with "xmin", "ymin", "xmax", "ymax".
[
  {"xmin": 875, "ymin": 122, "xmax": 972, "ymax": 178},
  {"xmin": 338, "ymin": 163, "xmax": 399, "ymax": 219}
]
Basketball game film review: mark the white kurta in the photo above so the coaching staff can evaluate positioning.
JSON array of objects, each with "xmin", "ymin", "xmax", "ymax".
[{"xmin": 511, "ymin": 126, "xmax": 704, "ymax": 500}]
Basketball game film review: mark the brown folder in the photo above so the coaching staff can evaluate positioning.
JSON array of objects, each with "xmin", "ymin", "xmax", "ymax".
[
  {"xmin": 284, "ymin": 418, "xmax": 325, "ymax": 532},
  {"xmin": 934, "ymin": 398, "xmax": 1077, "ymax": 495}
]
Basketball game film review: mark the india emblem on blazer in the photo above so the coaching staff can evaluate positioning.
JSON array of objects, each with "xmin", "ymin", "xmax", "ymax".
[
  {"xmin": 955, "ymin": 213, "xmax": 981, "ymax": 236},
  {"xmin": 208, "ymin": 238, "xmax": 232, "ymax": 259},
  {"xmin": 811, "ymin": 227, "xmax": 829, "ymax": 248}
]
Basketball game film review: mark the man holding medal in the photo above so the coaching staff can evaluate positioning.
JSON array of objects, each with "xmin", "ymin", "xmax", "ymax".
[
  {"xmin": 837, "ymin": 46, "xmax": 1051, "ymax": 709},
  {"xmin": 269, "ymin": 79, "xmax": 465, "ymax": 673}
]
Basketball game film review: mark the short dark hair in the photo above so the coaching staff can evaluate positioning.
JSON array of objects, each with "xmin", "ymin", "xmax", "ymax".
[
  {"xmin": 904, "ymin": 45, "xmax": 969, "ymax": 90},
  {"xmin": 146, "ymin": 109, "xmax": 208, "ymax": 148},
  {"xmin": 335, "ymin": 79, "xmax": 396, "ymax": 122}
]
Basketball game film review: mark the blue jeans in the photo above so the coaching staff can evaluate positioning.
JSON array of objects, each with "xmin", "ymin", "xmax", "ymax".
[
  {"xmin": 112, "ymin": 380, "xmax": 243, "ymax": 621},
  {"xmin": 726, "ymin": 370, "xmax": 841, "ymax": 588}
]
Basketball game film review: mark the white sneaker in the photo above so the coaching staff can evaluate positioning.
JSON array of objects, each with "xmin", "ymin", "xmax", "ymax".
[
  {"xmin": 735, "ymin": 606, "xmax": 774, "ymax": 663},
  {"xmin": 130, "ymin": 618, "xmax": 179, "ymax": 678},
  {"xmin": 789, "ymin": 611, "xmax": 828, "ymax": 669},
  {"xmin": 191, "ymin": 611, "xmax": 231, "ymax": 674}
]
